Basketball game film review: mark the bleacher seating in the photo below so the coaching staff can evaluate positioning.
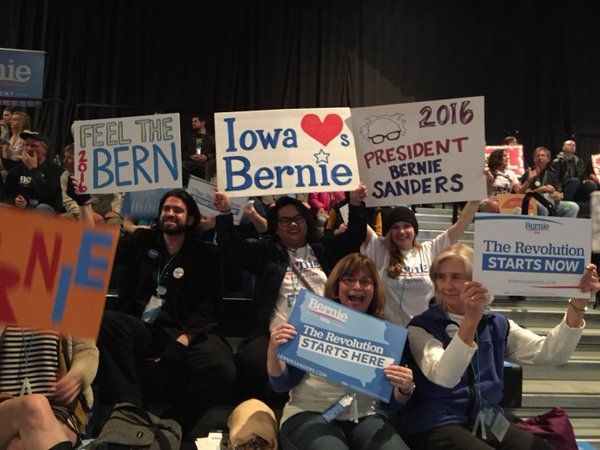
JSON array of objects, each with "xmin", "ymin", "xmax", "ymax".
[{"xmin": 90, "ymin": 205, "xmax": 600, "ymax": 446}]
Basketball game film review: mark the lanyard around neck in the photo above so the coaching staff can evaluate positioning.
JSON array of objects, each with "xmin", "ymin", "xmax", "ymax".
[{"xmin": 157, "ymin": 252, "xmax": 179, "ymax": 288}]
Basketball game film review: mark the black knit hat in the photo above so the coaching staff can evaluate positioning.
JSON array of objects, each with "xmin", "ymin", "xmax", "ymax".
[{"xmin": 383, "ymin": 206, "xmax": 418, "ymax": 236}]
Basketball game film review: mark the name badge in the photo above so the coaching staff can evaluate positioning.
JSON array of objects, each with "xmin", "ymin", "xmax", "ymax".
[
  {"xmin": 287, "ymin": 294, "xmax": 296, "ymax": 308},
  {"xmin": 141, "ymin": 295, "xmax": 165, "ymax": 324}
]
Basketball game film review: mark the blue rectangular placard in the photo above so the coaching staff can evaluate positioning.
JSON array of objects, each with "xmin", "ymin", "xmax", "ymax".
[
  {"xmin": 277, "ymin": 289, "xmax": 408, "ymax": 402},
  {"xmin": 474, "ymin": 214, "xmax": 591, "ymax": 297},
  {"xmin": 0, "ymin": 48, "xmax": 45, "ymax": 104},
  {"xmin": 120, "ymin": 189, "xmax": 171, "ymax": 220}
]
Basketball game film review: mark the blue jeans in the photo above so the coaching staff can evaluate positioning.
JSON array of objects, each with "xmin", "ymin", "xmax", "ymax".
[
  {"xmin": 537, "ymin": 201, "xmax": 579, "ymax": 218},
  {"xmin": 280, "ymin": 411, "xmax": 409, "ymax": 450},
  {"xmin": 33, "ymin": 203, "xmax": 56, "ymax": 214}
]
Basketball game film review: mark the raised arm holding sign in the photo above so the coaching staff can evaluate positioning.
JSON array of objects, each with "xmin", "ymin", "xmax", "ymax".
[
  {"xmin": 405, "ymin": 243, "xmax": 598, "ymax": 448},
  {"xmin": 361, "ymin": 199, "xmax": 480, "ymax": 327}
]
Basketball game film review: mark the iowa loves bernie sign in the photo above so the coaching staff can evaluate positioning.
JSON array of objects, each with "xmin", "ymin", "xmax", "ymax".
[{"xmin": 215, "ymin": 108, "xmax": 360, "ymax": 197}]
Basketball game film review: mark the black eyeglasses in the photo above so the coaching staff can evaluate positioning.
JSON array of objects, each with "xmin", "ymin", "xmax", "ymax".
[
  {"xmin": 368, "ymin": 131, "xmax": 401, "ymax": 145},
  {"xmin": 278, "ymin": 214, "xmax": 306, "ymax": 227},
  {"xmin": 340, "ymin": 276, "xmax": 374, "ymax": 287}
]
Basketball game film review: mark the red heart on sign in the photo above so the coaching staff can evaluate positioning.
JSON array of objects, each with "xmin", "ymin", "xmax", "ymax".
[{"xmin": 301, "ymin": 114, "xmax": 343, "ymax": 147}]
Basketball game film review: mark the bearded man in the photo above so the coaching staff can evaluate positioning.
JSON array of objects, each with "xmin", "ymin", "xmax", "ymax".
[{"xmin": 96, "ymin": 189, "xmax": 235, "ymax": 436}]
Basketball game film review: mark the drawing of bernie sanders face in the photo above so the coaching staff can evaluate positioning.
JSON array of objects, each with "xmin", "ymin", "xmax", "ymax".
[{"xmin": 360, "ymin": 114, "xmax": 407, "ymax": 145}]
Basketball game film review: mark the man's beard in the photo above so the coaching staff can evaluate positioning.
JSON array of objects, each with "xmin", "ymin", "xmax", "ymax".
[{"xmin": 159, "ymin": 218, "xmax": 186, "ymax": 235}]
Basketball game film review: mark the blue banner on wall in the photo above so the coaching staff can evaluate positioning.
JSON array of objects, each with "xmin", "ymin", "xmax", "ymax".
[
  {"xmin": 277, "ymin": 289, "xmax": 408, "ymax": 402},
  {"xmin": 0, "ymin": 48, "xmax": 45, "ymax": 105}
]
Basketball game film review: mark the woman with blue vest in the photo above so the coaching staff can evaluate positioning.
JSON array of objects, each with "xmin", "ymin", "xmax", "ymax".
[{"xmin": 405, "ymin": 243, "xmax": 599, "ymax": 449}]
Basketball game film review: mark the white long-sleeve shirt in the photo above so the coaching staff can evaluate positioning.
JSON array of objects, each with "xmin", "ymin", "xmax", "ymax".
[{"xmin": 408, "ymin": 312, "xmax": 584, "ymax": 389}]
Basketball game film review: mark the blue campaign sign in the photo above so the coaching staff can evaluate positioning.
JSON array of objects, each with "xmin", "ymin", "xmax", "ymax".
[
  {"xmin": 120, "ymin": 189, "xmax": 171, "ymax": 221},
  {"xmin": 277, "ymin": 289, "xmax": 408, "ymax": 402},
  {"xmin": 474, "ymin": 214, "xmax": 591, "ymax": 298},
  {"xmin": 0, "ymin": 48, "xmax": 45, "ymax": 104}
]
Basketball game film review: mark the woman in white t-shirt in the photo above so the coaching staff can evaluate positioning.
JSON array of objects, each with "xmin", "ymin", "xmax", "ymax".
[
  {"xmin": 480, "ymin": 148, "xmax": 524, "ymax": 213},
  {"xmin": 361, "ymin": 201, "xmax": 479, "ymax": 326}
]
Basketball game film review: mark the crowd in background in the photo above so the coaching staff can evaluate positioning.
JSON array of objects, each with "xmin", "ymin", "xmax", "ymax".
[{"xmin": 0, "ymin": 109, "xmax": 599, "ymax": 449}]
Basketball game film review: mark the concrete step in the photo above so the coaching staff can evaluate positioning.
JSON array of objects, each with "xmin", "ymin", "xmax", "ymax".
[
  {"xmin": 522, "ymin": 360, "xmax": 600, "ymax": 381},
  {"xmin": 522, "ymin": 380, "xmax": 600, "ymax": 409},
  {"xmin": 522, "ymin": 392, "xmax": 600, "ymax": 409},
  {"xmin": 414, "ymin": 207, "xmax": 454, "ymax": 216},
  {"xmin": 493, "ymin": 307, "xmax": 600, "ymax": 328},
  {"xmin": 418, "ymin": 229, "xmax": 474, "ymax": 241},
  {"xmin": 414, "ymin": 213, "xmax": 455, "ymax": 224},
  {"xmin": 571, "ymin": 349, "xmax": 600, "ymax": 361},
  {"xmin": 417, "ymin": 220, "xmax": 474, "ymax": 231},
  {"xmin": 524, "ymin": 327, "xmax": 600, "ymax": 347}
]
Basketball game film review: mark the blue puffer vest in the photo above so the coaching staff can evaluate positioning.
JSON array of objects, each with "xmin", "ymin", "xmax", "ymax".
[{"xmin": 404, "ymin": 302, "xmax": 509, "ymax": 434}]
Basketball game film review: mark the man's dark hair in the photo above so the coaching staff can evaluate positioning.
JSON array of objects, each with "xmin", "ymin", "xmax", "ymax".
[
  {"xmin": 158, "ymin": 189, "xmax": 201, "ymax": 233},
  {"xmin": 267, "ymin": 196, "xmax": 318, "ymax": 243}
]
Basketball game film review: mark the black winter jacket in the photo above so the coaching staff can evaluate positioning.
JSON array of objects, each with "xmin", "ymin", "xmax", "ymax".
[{"xmin": 216, "ymin": 203, "xmax": 367, "ymax": 334}]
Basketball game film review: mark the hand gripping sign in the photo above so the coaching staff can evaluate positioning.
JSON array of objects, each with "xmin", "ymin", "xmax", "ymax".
[
  {"xmin": 0, "ymin": 208, "xmax": 118, "ymax": 339},
  {"xmin": 277, "ymin": 289, "xmax": 407, "ymax": 402}
]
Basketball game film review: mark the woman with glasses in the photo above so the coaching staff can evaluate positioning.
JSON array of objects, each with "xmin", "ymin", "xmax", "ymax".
[
  {"xmin": 213, "ymin": 184, "xmax": 368, "ymax": 400},
  {"xmin": 404, "ymin": 244, "xmax": 598, "ymax": 449},
  {"xmin": 268, "ymin": 253, "xmax": 412, "ymax": 450},
  {"xmin": 361, "ymin": 200, "xmax": 480, "ymax": 327}
]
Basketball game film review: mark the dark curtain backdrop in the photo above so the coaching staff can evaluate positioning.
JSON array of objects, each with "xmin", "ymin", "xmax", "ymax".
[{"xmin": 0, "ymin": 0, "xmax": 599, "ymax": 164}]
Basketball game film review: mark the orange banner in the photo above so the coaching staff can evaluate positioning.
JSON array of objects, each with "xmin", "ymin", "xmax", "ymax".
[
  {"xmin": 497, "ymin": 194, "xmax": 537, "ymax": 215},
  {"xmin": 0, "ymin": 208, "xmax": 118, "ymax": 339}
]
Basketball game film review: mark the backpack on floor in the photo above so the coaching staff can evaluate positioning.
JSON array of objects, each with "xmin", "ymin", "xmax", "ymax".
[{"xmin": 85, "ymin": 403, "xmax": 182, "ymax": 450}]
